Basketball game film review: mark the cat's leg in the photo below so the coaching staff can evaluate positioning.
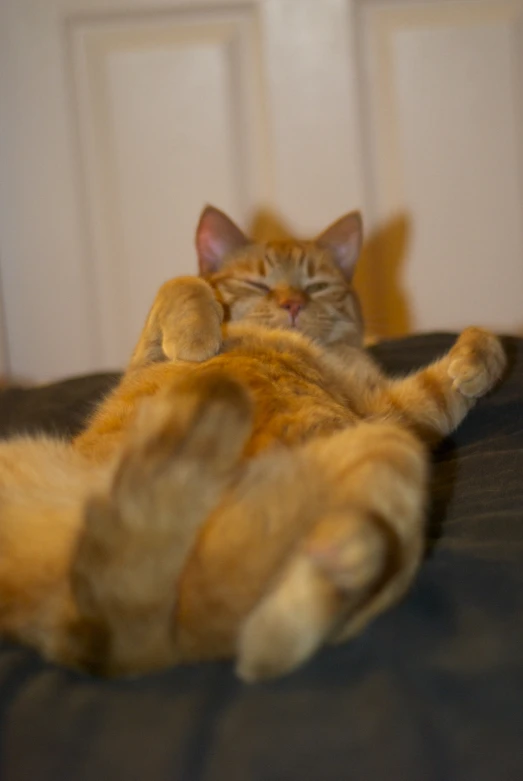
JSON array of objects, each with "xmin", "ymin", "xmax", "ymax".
[
  {"xmin": 71, "ymin": 371, "xmax": 252, "ymax": 675},
  {"xmin": 74, "ymin": 278, "xmax": 225, "ymax": 462},
  {"xmin": 129, "ymin": 277, "xmax": 224, "ymax": 369},
  {"xmin": 236, "ymin": 422, "xmax": 427, "ymax": 681},
  {"xmin": 365, "ymin": 327, "xmax": 506, "ymax": 444}
]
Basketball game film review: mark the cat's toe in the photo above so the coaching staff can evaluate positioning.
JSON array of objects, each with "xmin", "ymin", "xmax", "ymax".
[
  {"xmin": 236, "ymin": 618, "xmax": 306, "ymax": 683},
  {"xmin": 237, "ymin": 555, "xmax": 335, "ymax": 683},
  {"xmin": 159, "ymin": 279, "xmax": 224, "ymax": 363},
  {"xmin": 236, "ymin": 603, "xmax": 319, "ymax": 683},
  {"xmin": 448, "ymin": 359, "xmax": 489, "ymax": 398},
  {"xmin": 306, "ymin": 517, "xmax": 388, "ymax": 594},
  {"xmin": 448, "ymin": 327, "xmax": 506, "ymax": 398},
  {"xmin": 167, "ymin": 329, "xmax": 222, "ymax": 363}
]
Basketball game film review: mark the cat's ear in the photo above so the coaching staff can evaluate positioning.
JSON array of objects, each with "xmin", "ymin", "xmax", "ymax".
[
  {"xmin": 195, "ymin": 205, "xmax": 249, "ymax": 274},
  {"xmin": 316, "ymin": 211, "xmax": 363, "ymax": 280}
]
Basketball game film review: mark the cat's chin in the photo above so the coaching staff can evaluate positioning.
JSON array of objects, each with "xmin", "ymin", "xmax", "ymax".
[
  {"xmin": 239, "ymin": 316, "xmax": 337, "ymax": 345},
  {"xmin": 273, "ymin": 320, "xmax": 315, "ymax": 337}
]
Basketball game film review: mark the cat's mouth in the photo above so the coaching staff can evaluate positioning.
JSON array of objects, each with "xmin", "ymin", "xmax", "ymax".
[{"xmin": 281, "ymin": 319, "xmax": 302, "ymax": 333}]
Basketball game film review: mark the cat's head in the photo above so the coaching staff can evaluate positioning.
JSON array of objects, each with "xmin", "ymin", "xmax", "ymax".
[{"xmin": 195, "ymin": 206, "xmax": 364, "ymax": 347}]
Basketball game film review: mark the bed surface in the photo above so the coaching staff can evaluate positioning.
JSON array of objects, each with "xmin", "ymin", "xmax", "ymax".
[{"xmin": 0, "ymin": 333, "xmax": 521, "ymax": 781}]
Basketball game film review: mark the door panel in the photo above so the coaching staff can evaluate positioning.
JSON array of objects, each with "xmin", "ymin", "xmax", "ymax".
[
  {"xmin": 359, "ymin": 0, "xmax": 523, "ymax": 336},
  {"xmin": 71, "ymin": 6, "xmax": 271, "ymax": 366}
]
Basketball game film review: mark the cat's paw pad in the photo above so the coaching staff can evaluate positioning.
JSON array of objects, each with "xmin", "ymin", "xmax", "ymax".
[{"xmin": 448, "ymin": 327, "xmax": 506, "ymax": 398}]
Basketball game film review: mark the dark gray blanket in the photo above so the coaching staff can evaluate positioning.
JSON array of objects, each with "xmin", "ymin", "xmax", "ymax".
[{"xmin": 0, "ymin": 334, "xmax": 521, "ymax": 781}]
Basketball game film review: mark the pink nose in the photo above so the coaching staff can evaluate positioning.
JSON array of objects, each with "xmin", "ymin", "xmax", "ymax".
[{"xmin": 280, "ymin": 299, "xmax": 303, "ymax": 320}]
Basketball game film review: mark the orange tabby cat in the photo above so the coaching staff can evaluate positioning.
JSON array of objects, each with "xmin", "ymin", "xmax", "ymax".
[{"xmin": 0, "ymin": 207, "xmax": 505, "ymax": 681}]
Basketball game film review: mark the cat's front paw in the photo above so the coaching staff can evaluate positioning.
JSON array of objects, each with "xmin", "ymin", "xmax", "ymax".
[
  {"xmin": 160, "ymin": 278, "xmax": 224, "ymax": 363},
  {"xmin": 448, "ymin": 327, "xmax": 506, "ymax": 398},
  {"xmin": 171, "ymin": 328, "xmax": 222, "ymax": 363}
]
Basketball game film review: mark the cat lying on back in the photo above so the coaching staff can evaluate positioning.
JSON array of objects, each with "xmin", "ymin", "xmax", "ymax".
[{"xmin": 0, "ymin": 207, "xmax": 505, "ymax": 681}]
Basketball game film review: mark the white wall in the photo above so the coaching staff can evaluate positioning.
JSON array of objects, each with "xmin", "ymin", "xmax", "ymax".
[{"xmin": 1, "ymin": 0, "xmax": 522, "ymax": 380}]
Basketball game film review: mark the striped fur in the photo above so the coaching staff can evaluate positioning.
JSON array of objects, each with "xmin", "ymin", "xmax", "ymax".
[{"xmin": 0, "ymin": 210, "xmax": 506, "ymax": 680}]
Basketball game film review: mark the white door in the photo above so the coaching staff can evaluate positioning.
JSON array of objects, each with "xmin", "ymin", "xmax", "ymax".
[
  {"xmin": 357, "ymin": 0, "xmax": 523, "ymax": 339},
  {"xmin": 1, "ymin": 0, "xmax": 523, "ymax": 381}
]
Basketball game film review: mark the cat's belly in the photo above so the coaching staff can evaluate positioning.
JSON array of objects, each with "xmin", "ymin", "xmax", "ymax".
[
  {"xmin": 75, "ymin": 331, "xmax": 357, "ymax": 460},
  {"xmin": 189, "ymin": 351, "xmax": 358, "ymax": 455}
]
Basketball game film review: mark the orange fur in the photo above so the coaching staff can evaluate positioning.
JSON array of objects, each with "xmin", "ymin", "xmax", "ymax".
[{"xmin": 0, "ymin": 208, "xmax": 506, "ymax": 680}]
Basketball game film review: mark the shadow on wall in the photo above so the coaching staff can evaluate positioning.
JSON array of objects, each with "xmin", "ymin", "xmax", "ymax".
[
  {"xmin": 248, "ymin": 208, "xmax": 413, "ymax": 340},
  {"xmin": 248, "ymin": 208, "xmax": 294, "ymax": 242},
  {"xmin": 356, "ymin": 212, "xmax": 412, "ymax": 340}
]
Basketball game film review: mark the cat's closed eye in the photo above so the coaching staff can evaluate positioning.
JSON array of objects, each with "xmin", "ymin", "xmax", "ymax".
[
  {"xmin": 305, "ymin": 282, "xmax": 330, "ymax": 294},
  {"xmin": 245, "ymin": 280, "xmax": 271, "ymax": 293}
]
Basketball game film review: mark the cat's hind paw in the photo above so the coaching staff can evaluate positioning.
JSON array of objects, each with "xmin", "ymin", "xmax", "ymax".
[
  {"xmin": 235, "ymin": 514, "xmax": 390, "ymax": 683},
  {"xmin": 73, "ymin": 371, "xmax": 253, "ymax": 672},
  {"xmin": 448, "ymin": 327, "xmax": 506, "ymax": 399},
  {"xmin": 236, "ymin": 554, "xmax": 334, "ymax": 682},
  {"xmin": 114, "ymin": 371, "xmax": 253, "ymax": 526}
]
